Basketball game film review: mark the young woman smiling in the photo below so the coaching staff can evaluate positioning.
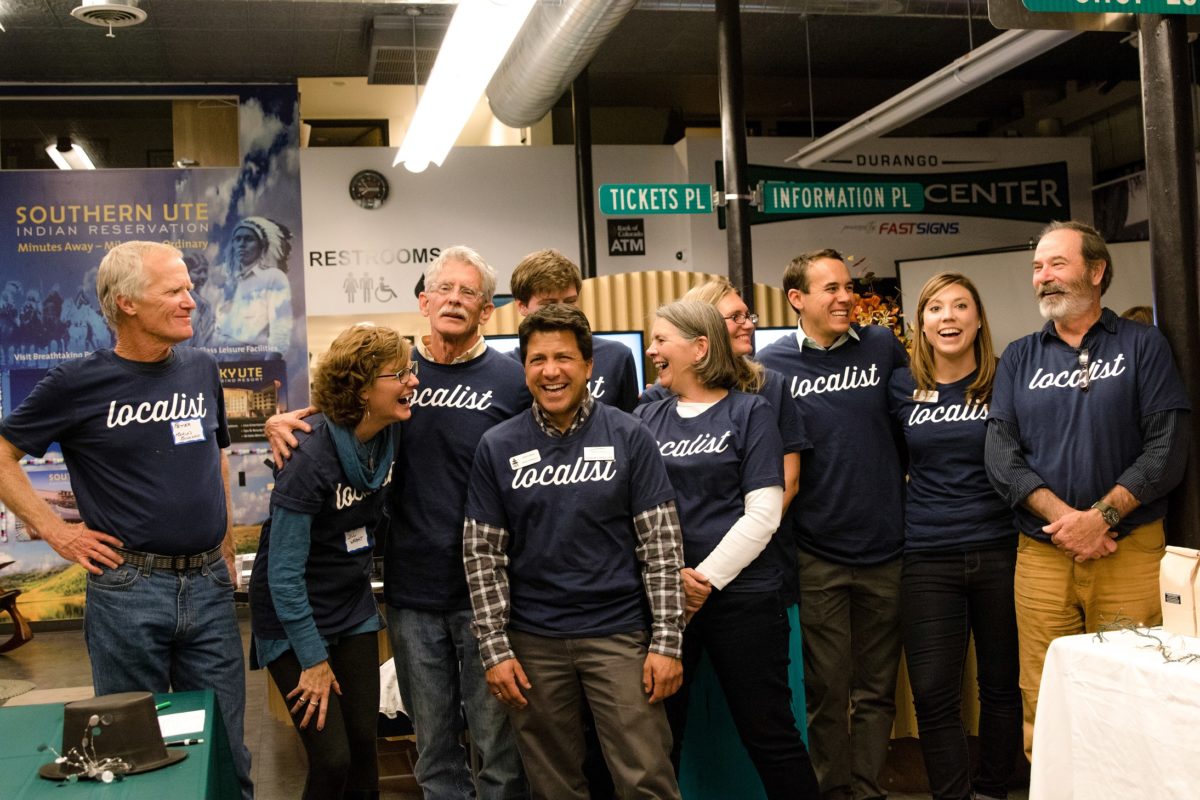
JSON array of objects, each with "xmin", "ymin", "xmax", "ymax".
[{"xmin": 888, "ymin": 273, "xmax": 1021, "ymax": 800}]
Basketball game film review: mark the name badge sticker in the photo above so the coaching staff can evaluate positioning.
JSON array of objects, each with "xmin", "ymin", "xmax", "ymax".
[
  {"xmin": 344, "ymin": 527, "xmax": 369, "ymax": 553},
  {"xmin": 912, "ymin": 389, "xmax": 939, "ymax": 404},
  {"xmin": 171, "ymin": 418, "xmax": 205, "ymax": 445},
  {"xmin": 510, "ymin": 449, "xmax": 541, "ymax": 471},
  {"xmin": 584, "ymin": 446, "xmax": 615, "ymax": 462}
]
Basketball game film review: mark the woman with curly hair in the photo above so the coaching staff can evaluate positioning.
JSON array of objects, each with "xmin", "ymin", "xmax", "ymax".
[{"xmin": 250, "ymin": 324, "xmax": 418, "ymax": 800}]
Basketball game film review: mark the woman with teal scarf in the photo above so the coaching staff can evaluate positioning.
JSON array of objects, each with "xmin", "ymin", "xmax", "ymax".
[{"xmin": 249, "ymin": 324, "xmax": 419, "ymax": 800}]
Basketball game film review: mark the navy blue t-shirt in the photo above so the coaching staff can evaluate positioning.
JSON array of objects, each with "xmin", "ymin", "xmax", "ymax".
[
  {"xmin": 510, "ymin": 336, "xmax": 638, "ymax": 412},
  {"xmin": 635, "ymin": 391, "xmax": 785, "ymax": 591},
  {"xmin": 250, "ymin": 414, "xmax": 387, "ymax": 639},
  {"xmin": 989, "ymin": 309, "xmax": 1190, "ymax": 541},
  {"xmin": 0, "ymin": 347, "xmax": 230, "ymax": 554},
  {"xmin": 889, "ymin": 368, "xmax": 1014, "ymax": 552},
  {"xmin": 465, "ymin": 403, "xmax": 675, "ymax": 638},
  {"xmin": 640, "ymin": 367, "xmax": 810, "ymax": 454},
  {"xmin": 386, "ymin": 347, "xmax": 531, "ymax": 611},
  {"xmin": 757, "ymin": 325, "xmax": 907, "ymax": 565}
]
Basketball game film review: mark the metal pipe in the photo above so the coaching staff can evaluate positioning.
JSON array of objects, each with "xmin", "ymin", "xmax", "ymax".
[
  {"xmin": 572, "ymin": 68, "xmax": 598, "ymax": 280},
  {"xmin": 1138, "ymin": 14, "xmax": 1200, "ymax": 548},
  {"xmin": 716, "ymin": 0, "xmax": 754, "ymax": 308}
]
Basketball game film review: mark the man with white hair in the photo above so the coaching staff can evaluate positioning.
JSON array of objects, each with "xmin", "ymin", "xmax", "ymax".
[
  {"xmin": 985, "ymin": 219, "xmax": 1191, "ymax": 761},
  {"xmin": 268, "ymin": 245, "xmax": 530, "ymax": 799},
  {"xmin": 0, "ymin": 241, "xmax": 252, "ymax": 798}
]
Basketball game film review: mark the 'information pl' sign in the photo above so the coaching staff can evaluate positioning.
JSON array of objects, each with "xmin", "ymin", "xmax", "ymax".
[
  {"xmin": 1022, "ymin": 0, "xmax": 1200, "ymax": 13},
  {"xmin": 760, "ymin": 181, "xmax": 926, "ymax": 214},
  {"xmin": 599, "ymin": 184, "xmax": 713, "ymax": 215}
]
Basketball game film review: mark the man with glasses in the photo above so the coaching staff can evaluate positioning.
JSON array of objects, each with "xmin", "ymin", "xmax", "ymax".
[
  {"xmin": 508, "ymin": 249, "xmax": 639, "ymax": 412},
  {"xmin": 268, "ymin": 245, "xmax": 531, "ymax": 799},
  {"xmin": 985, "ymin": 220, "xmax": 1191, "ymax": 761}
]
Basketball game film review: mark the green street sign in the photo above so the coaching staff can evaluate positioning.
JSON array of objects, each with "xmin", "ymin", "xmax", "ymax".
[
  {"xmin": 760, "ymin": 181, "xmax": 926, "ymax": 215},
  {"xmin": 599, "ymin": 183, "xmax": 712, "ymax": 215},
  {"xmin": 1022, "ymin": 0, "xmax": 1200, "ymax": 13}
]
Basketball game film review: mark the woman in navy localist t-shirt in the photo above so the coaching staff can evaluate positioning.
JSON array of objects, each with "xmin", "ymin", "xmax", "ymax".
[{"xmin": 888, "ymin": 273, "xmax": 1021, "ymax": 800}]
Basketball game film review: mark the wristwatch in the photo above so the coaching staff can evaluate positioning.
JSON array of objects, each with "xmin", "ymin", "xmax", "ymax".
[{"xmin": 1091, "ymin": 500, "xmax": 1121, "ymax": 528}]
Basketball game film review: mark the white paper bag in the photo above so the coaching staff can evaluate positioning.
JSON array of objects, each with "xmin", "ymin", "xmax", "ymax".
[{"xmin": 1160, "ymin": 545, "xmax": 1200, "ymax": 637}]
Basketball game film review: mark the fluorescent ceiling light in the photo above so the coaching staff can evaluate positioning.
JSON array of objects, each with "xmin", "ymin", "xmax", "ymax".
[
  {"xmin": 46, "ymin": 138, "xmax": 97, "ymax": 170},
  {"xmin": 787, "ymin": 29, "xmax": 1080, "ymax": 168},
  {"xmin": 394, "ymin": 0, "xmax": 536, "ymax": 173}
]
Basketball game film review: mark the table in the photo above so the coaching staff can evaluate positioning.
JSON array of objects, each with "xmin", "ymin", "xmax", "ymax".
[
  {"xmin": 1030, "ymin": 628, "xmax": 1200, "ymax": 799},
  {"xmin": 0, "ymin": 689, "xmax": 239, "ymax": 799}
]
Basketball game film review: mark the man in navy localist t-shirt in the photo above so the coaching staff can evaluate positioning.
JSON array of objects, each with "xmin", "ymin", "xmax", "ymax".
[
  {"xmin": 757, "ymin": 248, "xmax": 908, "ymax": 800},
  {"xmin": 985, "ymin": 220, "xmax": 1190, "ymax": 760}
]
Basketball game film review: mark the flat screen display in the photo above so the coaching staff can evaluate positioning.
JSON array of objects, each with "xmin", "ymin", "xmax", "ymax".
[
  {"xmin": 753, "ymin": 326, "xmax": 795, "ymax": 352},
  {"xmin": 488, "ymin": 330, "xmax": 647, "ymax": 389}
]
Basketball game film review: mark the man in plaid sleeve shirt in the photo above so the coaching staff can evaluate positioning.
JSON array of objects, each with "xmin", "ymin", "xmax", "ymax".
[{"xmin": 463, "ymin": 304, "xmax": 686, "ymax": 800}]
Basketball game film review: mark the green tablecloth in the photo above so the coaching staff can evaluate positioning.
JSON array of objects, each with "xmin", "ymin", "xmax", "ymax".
[
  {"xmin": 678, "ymin": 603, "xmax": 808, "ymax": 800},
  {"xmin": 0, "ymin": 689, "xmax": 239, "ymax": 799}
]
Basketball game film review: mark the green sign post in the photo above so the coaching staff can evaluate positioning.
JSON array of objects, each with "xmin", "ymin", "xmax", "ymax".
[
  {"xmin": 598, "ymin": 183, "xmax": 713, "ymax": 215},
  {"xmin": 759, "ymin": 181, "xmax": 926, "ymax": 215},
  {"xmin": 1022, "ymin": 0, "xmax": 1200, "ymax": 13}
]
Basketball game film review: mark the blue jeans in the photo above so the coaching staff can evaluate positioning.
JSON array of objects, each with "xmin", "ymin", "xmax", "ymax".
[
  {"xmin": 901, "ymin": 547, "xmax": 1021, "ymax": 800},
  {"xmin": 85, "ymin": 557, "xmax": 252, "ymax": 800},
  {"xmin": 386, "ymin": 605, "xmax": 527, "ymax": 800}
]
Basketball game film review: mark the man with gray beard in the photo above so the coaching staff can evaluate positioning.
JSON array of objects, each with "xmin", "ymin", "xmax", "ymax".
[
  {"xmin": 985, "ymin": 220, "xmax": 1191, "ymax": 761},
  {"xmin": 463, "ymin": 304, "xmax": 686, "ymax": 800}
]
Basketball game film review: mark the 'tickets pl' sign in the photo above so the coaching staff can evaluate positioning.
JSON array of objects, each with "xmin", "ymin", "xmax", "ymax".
[{"xmin": 599, "ymin": 184, "xmax": 712, "ymax": 215}]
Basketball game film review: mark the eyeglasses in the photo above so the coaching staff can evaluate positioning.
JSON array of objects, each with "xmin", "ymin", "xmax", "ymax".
[
  {"xmin": 382, "ymin": 362, "xmax": 420, "ymax": 381},
  {"xmin": 724, "ymin": 312, "xmax": 759, "ymax": 326},
  {"xmin": 428, "ymin": 282, "xmax": 484, "ymax": 303},
  {"xmin": 1077, "ymin": 347, "xmax": 1090, "ymax": 392}
]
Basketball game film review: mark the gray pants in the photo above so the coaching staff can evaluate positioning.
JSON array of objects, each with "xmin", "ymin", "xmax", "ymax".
[
  {"xmin": 506, "ymin": 629, "xmax": 681, "ymax": 800},
  {"xmin": 798, "ymin": 552, "xmax": 902, "ymax": 800}
]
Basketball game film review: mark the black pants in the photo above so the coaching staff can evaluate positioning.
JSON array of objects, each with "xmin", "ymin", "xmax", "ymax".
[
  {"xmin": 267, "ymin": 631, "xmax": 381, "ymax": 800},
  {"xmin": 901, "ymin": 547, "xmax": 1022, "ymax": 800},
  {"xmin": 666, "ymin": 590, "xmax": 819, "ymax": 800}
]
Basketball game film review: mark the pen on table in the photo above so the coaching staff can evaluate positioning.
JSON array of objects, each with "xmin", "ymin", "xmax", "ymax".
[
  {"xmin": 154, "ymin": 701, "xmax": 171, "ymax": 711},
  {"xmin": 165, "ymin": 738, "xmax": 205, "ymax": 747}
]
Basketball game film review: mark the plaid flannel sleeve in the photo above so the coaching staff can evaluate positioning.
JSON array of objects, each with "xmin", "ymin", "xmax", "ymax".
[
  {"xmin": 633, "ymin": 500, "xmax": 686, "ymax": 659},
  {"xmin": 463, "ymin": 517, "xmax": 515, "ymax": 670}
]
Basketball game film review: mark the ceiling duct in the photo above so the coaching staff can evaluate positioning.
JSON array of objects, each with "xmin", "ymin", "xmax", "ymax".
[
  {"xmin": 368, "ymin": 15, "xmax": 450, "ymax": 85},
  {"xmin": 70, "ymin": 1, "xmax": 146, "ymax": 29},
  {"xmin": 487, "ymin": 0, "xmax": 639, "ymax": 129}
]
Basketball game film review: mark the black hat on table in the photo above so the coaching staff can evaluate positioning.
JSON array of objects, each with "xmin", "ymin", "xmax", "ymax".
[{"xmin": 39, "ymin": 691, "xmax": 187, "ymax": 781}]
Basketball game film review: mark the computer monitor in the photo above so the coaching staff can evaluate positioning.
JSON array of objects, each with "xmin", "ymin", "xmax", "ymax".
[
  {"xmin": 488, "ymin": 330, "xmax": 646, "ymax": 388},
  {"xmin": 753, "ymin": 326, "xmax": 794, "ymax": 352}
]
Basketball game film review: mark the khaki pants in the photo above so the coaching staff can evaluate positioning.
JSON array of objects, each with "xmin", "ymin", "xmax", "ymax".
[
  {"xmin": 1014, "ymin": 520, "xmax": 1165, "ymax": 760},
  {"xmin": 505, "ymin": 629, "xmax": 680, "ymax": 800}
]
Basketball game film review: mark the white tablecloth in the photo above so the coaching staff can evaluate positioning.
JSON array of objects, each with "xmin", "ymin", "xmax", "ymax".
[{"xmin": 1030, "ymin": 628, "xmax": 1200, "ymax": 799}]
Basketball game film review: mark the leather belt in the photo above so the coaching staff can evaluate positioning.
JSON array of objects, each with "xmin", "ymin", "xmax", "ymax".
[{"xmin": 116, "ymin": 546, "xmax": 223, "ymax": 573}]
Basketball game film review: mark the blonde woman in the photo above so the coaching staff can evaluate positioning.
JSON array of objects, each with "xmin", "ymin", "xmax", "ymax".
[{"xmin": 888, "ymin": 273, "xmax": 1019, "ymax": 800}]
